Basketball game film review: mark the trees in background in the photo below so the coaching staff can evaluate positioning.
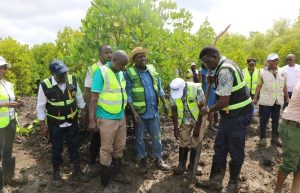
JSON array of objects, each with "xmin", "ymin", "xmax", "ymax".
[{"xmin": 0, "ymin": 1, "xmax": 300, "ymax": 95}]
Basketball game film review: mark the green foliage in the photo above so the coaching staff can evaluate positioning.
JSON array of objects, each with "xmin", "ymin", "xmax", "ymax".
[{"xmin": 0, "ymin": 37, "xmax": 38, "ymax": 95}]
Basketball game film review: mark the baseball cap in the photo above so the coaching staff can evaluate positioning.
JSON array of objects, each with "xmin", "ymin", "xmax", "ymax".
[
  {"xmin": 129, "ymin": 47, "xmax": 148, "ymax": 61},
  {"xmin": 0, "ymin": 56, "xmax": 12, "ymax": 68},
  {"xmin": 170, "ymin": 78, "xmax": 186, "ymax": 99},
  {"xmin": 247, "ymin": 58, "xmax": 256, "ymax": 64},
  {"xmin": 191, "ymin": 62, "xmax": 196, "ymax": 67},
  {"xmin": 267, "ymin": 53, "xmax": 279, "ymax": 61},
  {"xmin": 49, "ymin": 60, "xmax": 69, "ymax": 76}
]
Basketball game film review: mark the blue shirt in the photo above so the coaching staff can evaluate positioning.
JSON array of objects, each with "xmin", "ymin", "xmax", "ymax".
[
  {"xmin": 124, "ymin": 67, "xmax": 165, "ymax": 119},
  {"xmin": 91, "ymin": 63, "xmax": 124, "ymax": 120}
]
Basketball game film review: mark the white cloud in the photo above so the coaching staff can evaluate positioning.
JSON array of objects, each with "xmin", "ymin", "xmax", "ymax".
[{"xmin": 0, "ymin": 0, "xmax": 299, "ymax": 45}]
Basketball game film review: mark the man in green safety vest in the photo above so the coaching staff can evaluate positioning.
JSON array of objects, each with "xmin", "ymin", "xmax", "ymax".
[
  {"xmin": 84, "ymin": 44, "xmax": 112, "ymax": 177},
  {"xmin": 37, "ymin": 60, "xmax": 89, "ymax": 187},
  {"xmin": 124, "ymin": 47, "xmax": 170, "ymax": 174},
  {"xmin": 88, "ymin": 51, "xmax": 129, "ymax": 189},
  {"xmin": 242, "ymin": 57, "xmax": 259, "ymax": 99},
  {"xmin": 169, "ymin": 78, "xmax": 205, "ymax": 175},
  {"xmin": 196, "ymin": 46, "xmax": 253, "ymax": 192}
]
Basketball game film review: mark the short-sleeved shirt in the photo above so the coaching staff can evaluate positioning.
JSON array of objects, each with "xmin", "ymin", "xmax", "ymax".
[
  {"xmin": 84, "ymin": 61, "xmax": 103, "ymax": 88},
  {"xmin": 91, "ymin": 65, "xmax": 124, "ymax": 120},
  {"xmin": 215, "ymin": 68, "xmax": 233, "ymax": 96},
  {"xmin": 170, "ymin": 84, "xmax": 205, "ymax": 125}
]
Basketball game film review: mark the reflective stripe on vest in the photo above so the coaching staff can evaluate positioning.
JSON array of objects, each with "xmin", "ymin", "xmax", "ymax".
[
  {"xmin": 43, "ymin": 75, "xmax": 76, "ymax": 120},
  {"xmin": 175, "ymin": 83, "xmax": 200, "ymax": 126},
  {"xmin": 97, "ymin": 65, "xmax": 127, "ymax": 114},
  {"xmin": 0, "ymin": 82, "xmax": 10, "ymax": 128},
  {"xmin": 243, "ymin": 68, "xmax": 258, "ymax": 95},
  {"xmin": 216, "ymin": 63, "xmax": 252, "ymax": 112},
  {"xmin": 126, "ymin": 64, "xmax": 159, "ymax": 114}
]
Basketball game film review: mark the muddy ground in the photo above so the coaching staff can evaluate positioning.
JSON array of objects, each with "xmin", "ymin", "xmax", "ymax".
[{"xmin": 4, "ymin": 96, "xmax": 293, "ymax": 193}]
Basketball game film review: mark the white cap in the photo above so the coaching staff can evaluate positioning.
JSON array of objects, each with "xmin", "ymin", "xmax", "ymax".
[
  {"xmin": 0, "ymin": 56, "xmax": 12, "ymax": 68},
  {"xmin": 267, "ymin": 53, "xmax": 279, "ymax": 61},
  {"xmin": 170, "ymin": 78, "xmax": 186, "ymax": 99},
  {"xmin": 190, "ymin": 62, "xmax": 196, "ymax": 67}
]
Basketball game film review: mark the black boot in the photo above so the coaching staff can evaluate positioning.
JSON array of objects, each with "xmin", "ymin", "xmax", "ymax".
[
  {"xmin": 112, "ymin": 158, "xmax": 130, "ymax": 184},
  {"xmin": 195, "ymin": 161, "xmax": 226, "ymax": 191},
  {"xmin": 52, "ymin": 165, "xmax": 63, "ymax": 187},
  {"xmin": 3, "ymin": 156, "xmax": 15, "ymax": 184},
  {"xmin": 226, "ymin": 162, "xmax": 242, "ymax": 193},
  {"xmin": 174, "ymin": 147, "xmax": 188, "ymax": 175},
  {"xmin": 101, "ymin": 165, "xmax": 111, "ymax": 187},
  {"xmin": 72, "ymin": 163, "xmax": 90, "ymax": 182},
  {"xmin": 188, "ymin": 148, "xmax": 202, "ymax": 174},
  {"xmin": 0, "ymin": 168, "xmax": 8, "ymax": 193}
]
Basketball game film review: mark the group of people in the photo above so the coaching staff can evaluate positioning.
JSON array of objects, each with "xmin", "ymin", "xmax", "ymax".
[{"xmin": 0, "ymin": 45, "xmax": 299, "ymax": 193}]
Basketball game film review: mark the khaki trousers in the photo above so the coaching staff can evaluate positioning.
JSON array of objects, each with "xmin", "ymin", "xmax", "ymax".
[
  {"xmin": 97, "ymin": 118, "xmax": 126, "ymax": 166},
  {"xmin": 179, "ymin": 123, "xmax": 199, "ymax": 148}
]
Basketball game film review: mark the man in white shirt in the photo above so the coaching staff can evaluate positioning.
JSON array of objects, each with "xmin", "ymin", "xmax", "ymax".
[
  {"xmin": 36, "ymin": 60, "xmax": 89, "ymax": 187},
  {"xmin": 282, "ymin": 54, "xmax": 300, "ymax": 108}
]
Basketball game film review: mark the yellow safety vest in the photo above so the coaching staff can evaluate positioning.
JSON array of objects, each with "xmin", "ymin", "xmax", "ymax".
[
  {"xmin": 0, "ymin": 81, "xmax": 10, "ymax": 128},
  {"xmin": 243, "ymin": 68, "xmax": 259, "ymax": 95},
  {"xmin": 175, "ymin": 83, "xmax": 200, "ymax": 126},
  {"xmin": 97, "ymin": 65, "xmax": 127, "ymax": 114}
]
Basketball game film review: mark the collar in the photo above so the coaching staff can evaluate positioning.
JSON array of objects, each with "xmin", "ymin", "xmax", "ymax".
[{"xmin": 51, "ymin": 76, "xmax": 66, "ymax": 86}]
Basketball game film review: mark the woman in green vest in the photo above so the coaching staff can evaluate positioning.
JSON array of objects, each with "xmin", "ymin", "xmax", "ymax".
[{"xmin": 0, "ymin": 56, "xmax": 23, "ymax": 193}]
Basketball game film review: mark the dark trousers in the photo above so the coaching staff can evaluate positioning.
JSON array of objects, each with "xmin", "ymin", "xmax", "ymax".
[
  {"xmin": 89, "ymin": 131, "xmax": 100, "ymax": 164},
  {"xmin": 48, "ymin": 122, "xmax": 80, "ymax": 166},
  {"xmin": 213, "ymin": 113, "xmax": 252, "ymax": 167},
  {"xmin": 283, "ymin": 92, "xmax": 293, "ymax": 110},
  {"xmin": 0, "ymin": 119, "xmax": 16, "ymax": 163},
  {"xmin": 259, "ymin": 104, "xmax": 281, "ymax": 139}
]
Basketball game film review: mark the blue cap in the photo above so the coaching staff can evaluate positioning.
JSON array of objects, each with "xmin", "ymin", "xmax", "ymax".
[{"xmin": 49, "ymin": 60, "xmax": 69, "ymax": 76}]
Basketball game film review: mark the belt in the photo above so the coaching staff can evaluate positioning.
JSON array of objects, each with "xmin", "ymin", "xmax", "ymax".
[{"xmin": 282, "ymin": 119, "xmax": 300, "ymax": 128}]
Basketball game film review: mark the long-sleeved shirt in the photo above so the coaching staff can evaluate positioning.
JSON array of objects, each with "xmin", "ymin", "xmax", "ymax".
[
  {"xmin": 124, "ymin": 67, "xmax": 164, "ymax": 119},
  {"xmin": 36, "ymin": 76, "xmax": 85, "ymax": 127}
]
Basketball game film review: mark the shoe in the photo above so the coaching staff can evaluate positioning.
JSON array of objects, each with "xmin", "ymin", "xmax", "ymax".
[
  {"xmin": 138, "ymin": 158, "xmax": 148, "ymax": 174},
  {"xmin": 86, "ymin": 164, "xmax": 100, "ymax": 177},
  {"xmin": 112, "ymin": 158, "xmax": 130, "ymax": 184},
  {"xmin": 226, "ymin": 162, "xmax": 242, "ymax": 193},
  {"xmin": 187, "ymin": 148, "xmax": 202, "ymax": 175},
  {"xmin": 52, "ymin": 166, "xmax": 63, "ymax": 187},
  {"xmin": 0, "ymin": 169, "xmax": 8, "ymax": 193},
  {"xmin": 100, "ymin": 165, "xmax": 111, "ymax": 187},
  {"xmin": 195, "ymin": 162, "xmax": 225, "ymax": 191},
  {"xmin": 155, "ymin": 159, "xmax": 171, "ymax": 171},
  {"xmin": 72, "ymin": 164, "xmax": 90, "ymax": 183},
  {"xmin": 271, "ymin": 137, "xmax": 282, "ymax": 147},
  {"xmin": 174, "ymin": 147, "xmax": 188, "ymax": 175},
  {"xmin": 257, "ymin": 138, "xmax": 267, "ymax": 147}
]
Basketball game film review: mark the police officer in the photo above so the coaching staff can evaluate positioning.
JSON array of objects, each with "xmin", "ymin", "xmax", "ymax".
[
  {"xmin": 196, "ymin": 46, "xmax": 253, "ymax": 192},
  {"xmin": 36, "ymin": 60, "xmax": 89, "ymax": 187}
]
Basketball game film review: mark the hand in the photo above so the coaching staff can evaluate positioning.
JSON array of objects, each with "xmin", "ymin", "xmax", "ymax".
[
  {"xmin": 285, "ymin": 97, "xmax": 289, "ymax": 104},
  {"xmin": 193, "ymin": 125, "xmax": 200, "ymax": 137},
  {"xmin": 40, "ymin": 121, "xmax": 48, "ymax": 139},
  {"xmin": 7, "ymin": 101, "xmax": 20, "ymax": 108},
  {"xmin": 16, "ymin": 99, "xmax": 25, "ymax": 107},
  {"xmin": 174, "ymin": 128, "xmax": 179, "ymax": 140},
  {"xmin": 200, "ymin": 107, "xmax": 209, "ymax": 115},
  {"xmin": 252, "ymin": 98, "xmax": 257, "ymax": 105},
  {"xmin": 133, "ymin": 111, "xmax": 141, "ymax": 124},
  {"xmin": 88, "ymin": 119, "xmax": 97, "ymax": 132}
]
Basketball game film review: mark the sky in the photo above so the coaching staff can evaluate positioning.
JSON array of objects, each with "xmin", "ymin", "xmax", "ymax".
[{"xmin": 0, "ymin": 0, "xmax": 299, "ymax": 46}]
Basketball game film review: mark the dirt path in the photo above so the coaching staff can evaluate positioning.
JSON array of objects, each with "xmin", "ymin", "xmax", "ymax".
[{"xmin": 5, "ymin": 97, "xmax": 293, "ymax": 193}]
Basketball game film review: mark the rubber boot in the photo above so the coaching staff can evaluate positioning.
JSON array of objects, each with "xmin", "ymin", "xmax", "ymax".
[
  {"xmin": 195, "ymin": 162, "xmax": 226, "ymax": 191},
  {"xmin": 100, "ymin": 165, "xmax": 111, "ymax": 187},
  {"xmin": 52, "ymin": 165, "xmax": 63, "ymax": 187},
  {"xmin": 112, "ymin": 158, "xmax": 130, "ymax": 184},
  {"xmin": 3, "ymin": 156, "xmax": 15, "ymax": 184},
  {"xmin": 188, "ymin": 148, "xmax": 202, "ymax": 174},
  {"xmin": 174, "ymin": 147, "xmax": 188, "ymax": 175},
  {"xmin": 138, "ymin": 157, "xmax": 148, "ymax": 174},
  {"xmin": 0, "ymin": 169, "xmax": 8, "ymax": 193},
  {"xmin": 72, "ymin": 163, "xmax": 90, "ymax": 182},
  {"xmin": 226, "ymin": 162, "xmax": 242, "ymax": 193}
]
